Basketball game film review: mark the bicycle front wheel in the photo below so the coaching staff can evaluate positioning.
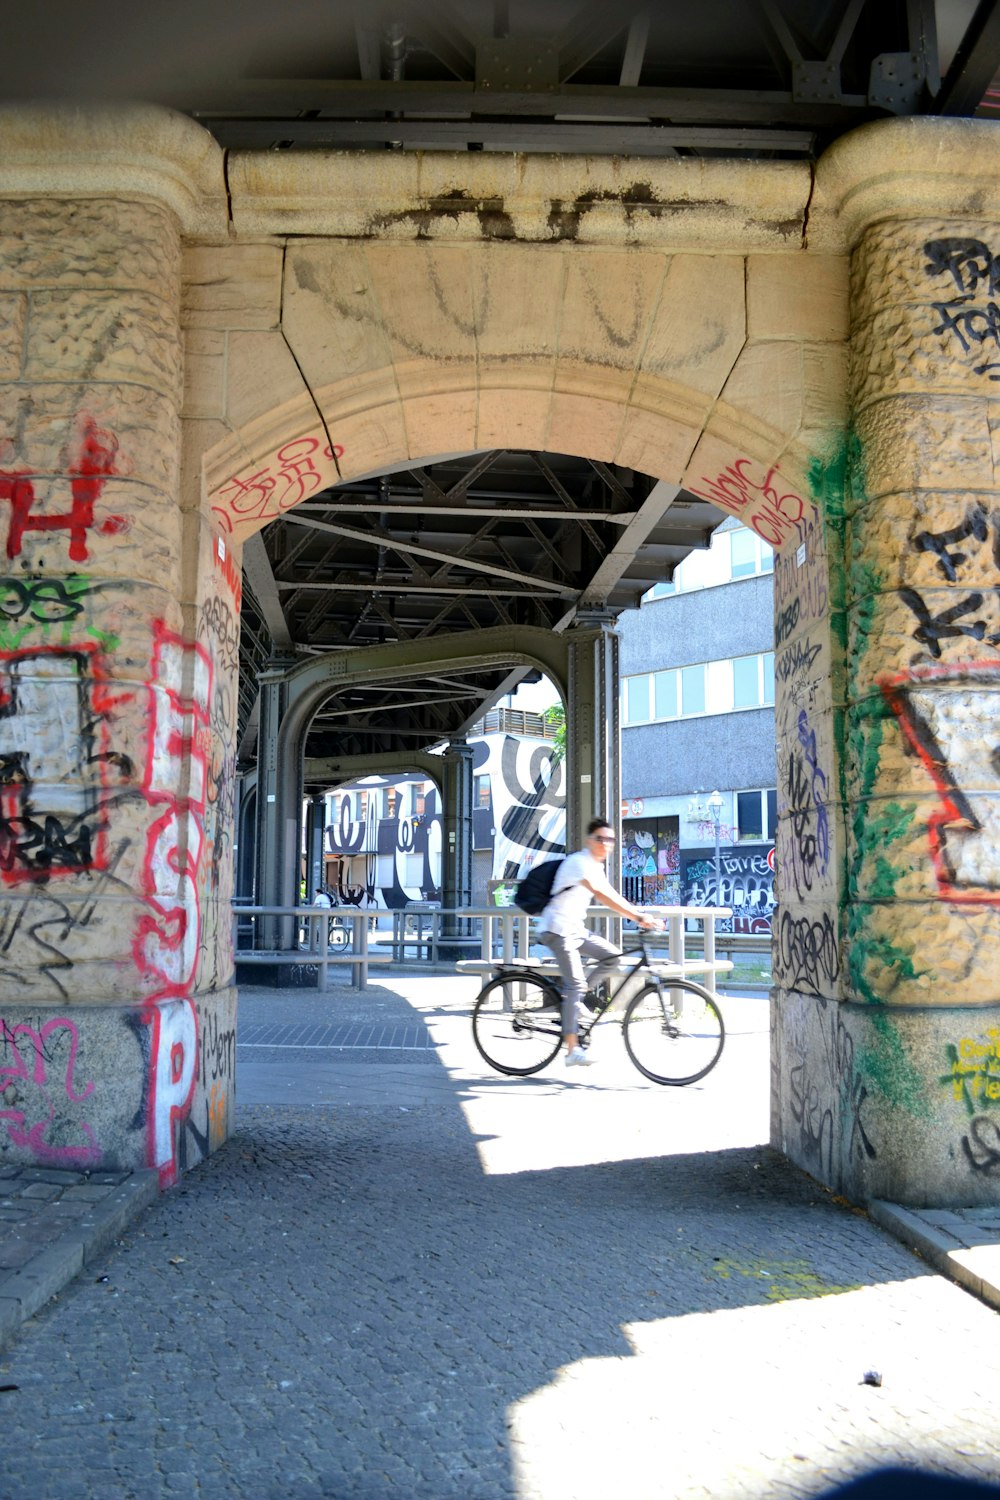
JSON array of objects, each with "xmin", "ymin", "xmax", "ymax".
[
  {"xmin": 472, "ymin": 974, "xmax": 563, "ymax": 1076},
  {"xmin": 623, "ymin": 979, "xmax": 724, "ymax": 1085}
]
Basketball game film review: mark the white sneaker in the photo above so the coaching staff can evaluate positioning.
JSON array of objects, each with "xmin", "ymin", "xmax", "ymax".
[{"xmin": 564, "ymin": 1047, "xmax": 594, "ymax": 1067}]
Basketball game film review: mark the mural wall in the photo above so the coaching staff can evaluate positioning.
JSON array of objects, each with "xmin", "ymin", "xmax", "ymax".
[{"xmin": 325, "ymin": 733, "xmax": 566, "ymax": 908}]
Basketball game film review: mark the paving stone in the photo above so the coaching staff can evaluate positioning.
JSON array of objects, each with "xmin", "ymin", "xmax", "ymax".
[{"xmin": 0, "ymin": 979, "xmax": 994, "ymax": 1497}]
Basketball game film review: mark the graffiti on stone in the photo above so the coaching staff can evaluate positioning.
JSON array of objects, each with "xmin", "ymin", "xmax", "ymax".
[
  {"xmin": 0, "ymin": 645, "xmax": 123, "ymax": 884},
  {"xmin": 687, "ymin": 458, "xmax": 813, "ymax": 550},
  {"xmin": 0, "ymin": 1016, "xmax": 100, "ymax": 1166},
  {"xmin": 924, "ymin": 237, "xmax": 1000, "ymax": 379},
  {"xmin": 211, "ymin": 435, "xmax": 345, "ymax": 536},
  {"xmin": 0, "ymin": 415, "xmax": 129, "ymax": 562},
  {"xmin": 776, "ymin": 909, "xmax": 839, "ymax": 996},
  {"xmin": 881, "ymin": 661, "xmax": 1000, "ymax": 904},
  {"xmin": 901, "ymin": 500, "xmax": 1000, "ymax": 657}
]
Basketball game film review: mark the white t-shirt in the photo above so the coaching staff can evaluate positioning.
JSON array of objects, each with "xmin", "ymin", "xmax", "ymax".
[{"xmin": 538, "ymin": 849, "xmax": 615, "ymax": 937}]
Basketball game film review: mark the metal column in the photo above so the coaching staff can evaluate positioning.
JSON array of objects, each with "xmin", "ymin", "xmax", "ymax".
[
  {"xmin": 565, "ymin": 611, "xmax": 621, "ymax": 871},
  {"xmin": 441, "ymin": 737, "xmax": 475, "ymax": 956},
  {"xmin": 253, "ymin": 656, "xmax": 298, "ymax": 947},
  {"xmin": 305, "ymin": 793, "xmax": 327, "ymax": 898}
]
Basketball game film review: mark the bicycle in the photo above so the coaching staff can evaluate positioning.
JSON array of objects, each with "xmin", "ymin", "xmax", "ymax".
[{"xmin": 471, "ymin": 933, "xmax": 725, "ymax": 1085}]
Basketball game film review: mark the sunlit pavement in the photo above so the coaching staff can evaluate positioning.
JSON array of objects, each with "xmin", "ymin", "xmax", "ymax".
[{"xmin": 0, "ymin": 974, "xmax": 997, "ymax": 1499}]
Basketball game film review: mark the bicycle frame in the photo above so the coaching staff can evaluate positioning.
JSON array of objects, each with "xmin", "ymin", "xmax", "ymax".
[{"xmin": 498, "ymin": 934, "xmax": 667, "ymax": 1042}]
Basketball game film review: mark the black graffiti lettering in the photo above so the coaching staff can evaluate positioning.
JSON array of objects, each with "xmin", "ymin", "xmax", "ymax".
[
  {"xmin": 774, "ymin": 598, "xmax": 800, "ymax": 646},
  {"xmin": 925, "ymin": 238, "xmax": 1000, "ymax": 297},
  {"xmin": 899, "ymin": 586, "xmax": 994, "ymax": 658},
  {"xmin": 777, "ymin": 910, "xmax": 839, "ymax": 996},
  {"xmin": 929, "ymin": 296, "xmax": 1000, "ymax": 376},
  {"xmin": 913, "ymin": 501, "xmax": 995, "ymax": 581},
  {"xmin": 776, "ymin": 638, "xmax": 821, "ymax": 683},
  {"xmin": 962, "ymin": 1115, "xmax": 1000, "ymax": 1173},
  {"xmin": 789, "ymin": 1061, "xmax": 834, "ymax": 1179}
]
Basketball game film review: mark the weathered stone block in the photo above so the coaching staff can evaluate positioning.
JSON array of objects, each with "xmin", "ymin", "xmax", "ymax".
[{"xmin": 772, "ymin": 990, "xmax": 1000, "ymax": 1204}]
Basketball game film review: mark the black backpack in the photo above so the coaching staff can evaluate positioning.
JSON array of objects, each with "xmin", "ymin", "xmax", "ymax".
[{"xmin": 513, "ymin": 858, "xmax": 565, "ymax": 915}]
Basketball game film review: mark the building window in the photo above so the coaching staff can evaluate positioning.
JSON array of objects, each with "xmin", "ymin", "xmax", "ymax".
[
  {"xmin": 737, "ymin": 789, "xmax": 777, "ymax": 841},
  {"xmin": 623, "ymin": 651, "xmax": 775, "ymax": 724},
  {"xmin": 641, "ymin": 525, "xmax": 774, "ymax": 602},
  {"xmin": 475, "ymin": 775, "xmax": 491, "ymax": 809}
]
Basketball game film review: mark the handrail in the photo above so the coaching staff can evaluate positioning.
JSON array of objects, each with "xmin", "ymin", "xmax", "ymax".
[
  {"xmin": 232, "ymin": 901, "xmax": 736, "ymax": 995},
  {"xmin": 232, "ymin": 904, "xmax": 381, "ymax": 990}
]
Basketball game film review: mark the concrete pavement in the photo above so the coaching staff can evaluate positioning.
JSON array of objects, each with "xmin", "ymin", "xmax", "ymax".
[{"xmin": 0, "ymin": 976, "xmax": 997, "ymax": 1496}]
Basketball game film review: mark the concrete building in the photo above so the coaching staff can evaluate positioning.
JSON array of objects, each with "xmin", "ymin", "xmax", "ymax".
[
  {"xmin": 619, "ymin": 520, "xmax": 776, "ymax": 933},
  {"xmin": 0, "ymin": 2, "xmax": 999, "ymax": 1207}
]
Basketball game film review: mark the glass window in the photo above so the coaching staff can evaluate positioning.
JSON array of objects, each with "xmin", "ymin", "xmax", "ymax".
[
  {"xmin": 738, "ymin": 790, "xmax": 764, "ymax": 839},
  {"xmin": 763, "ymin": 651, "xmax": 775, "ymax": 705},
  {"xmin": 766, "ymin": 789, "xmax": 778, "ymax": 839},
  {"xmin": 653, "ymin": 669, "xmax": 677, "ymax": 719},
  {"xmin": 706, "ymin": 659, "xmax": 734, "ymax": 714},
  {"xmin": 759, "ymin": 540, "xmax": 774, "ymax": 574},
  {"xmin": 680, "ymin": 664, "xmax": 705, "ymax": 716},
  {"xmin": 625, "ymin": 675, "xmax": 650, "ymax": 723},
  {"xmin": 475, "ymin": 775, "xmax": 491, "ymax": 809},
  {"xmin": 414, "ymin": 789, "xmax": 425, "ymax": 818},
  {"xmin": 733, "ymin": 655, "xmax": 760, "ymax": 708},
  {"xmin": 730, "ymin": 528, "xmax": 758, "ymax": 578}
]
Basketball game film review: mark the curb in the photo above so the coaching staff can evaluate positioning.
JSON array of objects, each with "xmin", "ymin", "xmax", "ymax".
[
  {"xmin": 870, "ymin": 1200, "xmax": 1000, "ymax": 1311},
  {"xmin": 0, "ymin": 1170, "xmax": 160, "ymax": 1350}
]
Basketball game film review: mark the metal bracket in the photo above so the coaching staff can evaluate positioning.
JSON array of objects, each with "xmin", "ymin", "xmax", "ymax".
[
  {"xmin": 476, "ymin": 37, "xmax": 559, "ymax": 91},
  {"xmin": 792, "ymin": 59, "xmax": 844, "ymax": 104},
  {"xmin": 869, "ymin": 51, "xmax": 927, "ymax": 113}
]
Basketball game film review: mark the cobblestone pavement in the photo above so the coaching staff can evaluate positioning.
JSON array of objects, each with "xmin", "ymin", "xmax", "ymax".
[{"xmin": 0, "ymin": 977, "xmax": 998, "ymax": 1499}]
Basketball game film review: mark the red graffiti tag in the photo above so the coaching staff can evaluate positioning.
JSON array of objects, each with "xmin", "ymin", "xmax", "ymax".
[
  {"xmin": 133, "ymin": 623, "xmax": 212, "ymax": 999},
  {"xmin": 0, "ymin": 416, "xmax": 128, "ymax": 562},
  {"xmin": 687, "ymin": 458, "xmax": 811, "ymax": 548},
  {"xmin": 212, "ymin": 436, "xmax": 345, "ymax": 535},
  {"xmin": 881, "ymin": 660, "xmax": 1000, "ymax": 905}
]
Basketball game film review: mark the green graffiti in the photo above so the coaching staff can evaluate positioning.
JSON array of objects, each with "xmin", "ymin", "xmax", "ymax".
[
  {"xmin": 940, "ymin": 1033, "xmax": 1000, "ymax": 1117},
  {"xmin": 0, "ymin": 575, "xmax": 119, "ymax": 653},
  {"xmin": 860, "ymin": 1011, "xmax": 930, "ymax": 1119}
]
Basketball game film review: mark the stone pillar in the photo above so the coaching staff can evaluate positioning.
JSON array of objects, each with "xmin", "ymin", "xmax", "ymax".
[
  {"xmin": 565, "ymin": 614, "xmax": 621, "ymax": 865},
  {"xmin": 0, "ymin": 138, "xmax": 235, "ymax": 1184},
  {"xmin": 773, "ymin": 122, "xmax": 1000, "ymax": 1206}
]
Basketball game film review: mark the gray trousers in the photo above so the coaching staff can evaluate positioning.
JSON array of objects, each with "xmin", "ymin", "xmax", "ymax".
[{"xmin": 539, "ymin": 930, "xmax": 621, "ymax": 1037}]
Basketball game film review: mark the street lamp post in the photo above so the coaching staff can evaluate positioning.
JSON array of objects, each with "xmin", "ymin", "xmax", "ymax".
[{"xmin": 707, "ymin": 790, "xmax": 724, "ymax": 907}]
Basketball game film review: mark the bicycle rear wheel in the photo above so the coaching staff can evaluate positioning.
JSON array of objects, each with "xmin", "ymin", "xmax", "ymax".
[
  {"xmin": 623, "ymin": 979, "xmax": 724, "ymax": 1085},
  {"xmin": 472, "ymin": 974, "xmax": 563, "ymax": 1076}
]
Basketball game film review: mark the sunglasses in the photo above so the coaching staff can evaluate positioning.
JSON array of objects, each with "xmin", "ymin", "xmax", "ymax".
[{"xmin": 592, "ymin": 834, "xmax": 616, "ymax": 844}]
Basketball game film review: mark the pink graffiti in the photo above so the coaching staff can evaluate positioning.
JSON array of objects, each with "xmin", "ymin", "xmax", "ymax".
[
  {"xmin": 133, "ymin": 623, "xmax": 212, "ymax": 999},
  {"xmin": 687, "ymin": 458, "xmax": 811, "ymax": 548},
  {"xmin": 0, "ymin": 1017, "xmax": 100, "ymax": 1166},
  {"xmin": 211, "ymin": 436, "xmax": 345, "ymax": 535},
  {"xmin": 0, "ymin": 414, "xmax": 129, "ymax": 562},
  {"xmin": 142, "ymin": 996, "xmax": 198, "ymax": 1187}
]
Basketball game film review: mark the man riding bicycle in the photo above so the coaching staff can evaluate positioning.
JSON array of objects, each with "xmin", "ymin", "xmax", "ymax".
[{"xmin": 537, "ymin": 815, "xmax": 663, "ymax": 1068}]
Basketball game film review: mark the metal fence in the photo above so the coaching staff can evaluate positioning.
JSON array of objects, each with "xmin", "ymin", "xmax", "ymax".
[{"xmin": 232, "ymin": 901, "xmax": 746, "ymax": 993}]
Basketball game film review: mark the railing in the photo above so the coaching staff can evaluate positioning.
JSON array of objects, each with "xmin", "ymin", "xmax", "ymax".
[
  {"xmin": 232, "ymin": 905, "xmax": 391, "ymax": 990},
  {"xmin": 388, "ymin": 903, "xmax": 735, "ymax": 995},
  {"xmin": 232, "ymin": 902, "xmax": 737, "ymax": 994}
]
